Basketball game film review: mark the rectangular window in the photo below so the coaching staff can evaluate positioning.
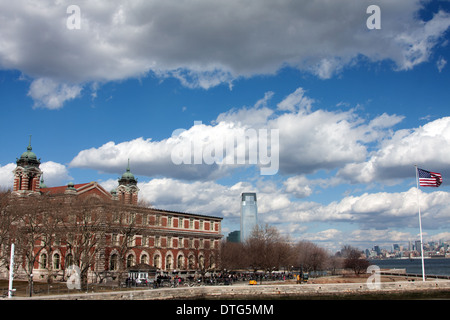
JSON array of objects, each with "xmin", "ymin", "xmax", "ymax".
[
  {"xmin": 142, "ymin": 235, "xmax": 147, "ymax": 246},
  {"xmin": 112, "ymin": 234, "xmax": 118, "ymax": 246}
]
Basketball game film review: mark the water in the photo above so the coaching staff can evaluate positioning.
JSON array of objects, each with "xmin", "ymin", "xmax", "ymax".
[{"xmin": 370, "ymin": 258, "xmax": 450, "ymax": 276}]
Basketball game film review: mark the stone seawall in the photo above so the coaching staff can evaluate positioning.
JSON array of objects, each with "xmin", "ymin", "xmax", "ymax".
[{"xmin": 16, "ymin": 280, "xmax": 450, "ymax": 300}]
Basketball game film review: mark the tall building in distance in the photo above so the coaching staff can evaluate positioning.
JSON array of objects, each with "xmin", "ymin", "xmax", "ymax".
[
  {"xmin": 226, "ymin": 230, "xmax": 241, "ymax": 243},
  {"xmin": 240, "ymin": 192, "xmax": 257, "ymax": 243}
]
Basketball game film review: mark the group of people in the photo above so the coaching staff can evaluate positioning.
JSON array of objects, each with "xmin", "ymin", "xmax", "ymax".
[{"xmin": 125, "ymin": 271, "xmax": 309, "ymax": 288}]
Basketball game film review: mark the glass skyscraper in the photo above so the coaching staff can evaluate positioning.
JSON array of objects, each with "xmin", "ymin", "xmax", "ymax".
[{"xmin": 240, "ymin": 192, "xmax": 257, "ymax": 242}]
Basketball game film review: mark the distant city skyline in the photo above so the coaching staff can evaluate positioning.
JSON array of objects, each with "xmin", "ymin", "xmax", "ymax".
[{"xmin": 363, "ymin": 239, "xmax": 450, "ymax": 259}]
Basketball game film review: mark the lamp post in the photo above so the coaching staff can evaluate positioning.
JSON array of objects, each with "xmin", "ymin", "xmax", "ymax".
[
  {"xmin": 8, "ymin": 243, "xmax": 14, "ymax": 298},
  {"xmin": 29, "ymin": 274, "xmax": 34, "ymax": 297}
]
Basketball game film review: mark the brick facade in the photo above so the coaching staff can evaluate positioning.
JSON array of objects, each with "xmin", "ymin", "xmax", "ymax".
[{"xmin": 4, "ymin": 142, "xmax": 223, "ymax": 284}]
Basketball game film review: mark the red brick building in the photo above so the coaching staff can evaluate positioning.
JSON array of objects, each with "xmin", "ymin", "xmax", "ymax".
[{"xmin": 5, "ymin": 141, "xmax": 223, "ymax": 283}]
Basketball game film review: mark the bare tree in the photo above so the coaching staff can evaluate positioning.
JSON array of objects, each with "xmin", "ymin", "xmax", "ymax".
[
  {"xmin": 37, "ymin": 196, "xmax": 66, "ymax": 283},
  {"xmin": 293, "ymin": 240, "xmax": 328, "ymax": 273},
  {"xmin": 106, "ymin": 203, "xmax": 139, "ymax": 285},
  {"xmin": 62, "ymin": 197, "xmax": 108, "ymax": 289},
  {"xmin": 0, "ymin": 191, "xmax": 16, "ymax": 270},
  {"xmin": 245, "ymin": 224, "xmax": 290, "ymax": 272},
  {"xmin": 12, "ymin": 195, "xmax": 51, "ymax": 293},
  {"xmin": 342, "ymin": 245, "xmax": 370, "ymax": 275},
  {"xmin": 220, "ymin": 240, "xmax": 247, "ymax": 271}
]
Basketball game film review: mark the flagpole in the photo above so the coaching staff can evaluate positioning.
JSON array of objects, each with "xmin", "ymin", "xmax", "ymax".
[{"xmin": 415, "ymin": 165, "xmax": 426, "ymax": 282}]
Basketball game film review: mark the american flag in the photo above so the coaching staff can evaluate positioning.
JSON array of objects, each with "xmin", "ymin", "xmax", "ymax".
[{"xmin": 418, "ymin": 168, "xmax": 442, "ymax": 187}]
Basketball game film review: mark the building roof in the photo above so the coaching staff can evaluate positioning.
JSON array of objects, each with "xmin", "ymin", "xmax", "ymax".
[
  {"xmin": 39, "ymin": 182, "xmax": 222, "ymax": 220},
  {"xmin": 149, "ymin": 207, "xmax": 223, "ymax": 221},
  {"xmin": 40, "ymin": 181, "xmax": 113, "ymax": 200},
  {"xmin": 40, "ymin": 183, "xmax": 90, "ymax": 194},
  {"xmin": 16, "ymin": 136, "xmax": 40, "ymax": 168}
]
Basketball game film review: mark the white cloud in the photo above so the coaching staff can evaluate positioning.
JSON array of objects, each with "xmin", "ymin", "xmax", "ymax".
[
  {"xmin": 272, "ymin": 107, "xmax": 403, "ymax": 175},
  {"xmin": 394, "ymin": 10, "xmax": 450, "ymax": 71},
  {"xmin": 39, "ymin": 161, "xmax": 73, "ymax": 187},
  {"xmin": 69, "ymin": 88, "xmax": 403, "ymax": 179},
  {"xmin": 27, "ymin": 78, "xmax": 82, "ymax": 110},
  {"xmin": 283, "ymin": 176, "xmax": 313, "ymax": 199},
  {"xmin": 137, "ymin": 178, "xmax": 246, "ymax": 218},
  {"xmin": 277, "ymin": 87, "xmax": 314, "ymax": 112},
  {"xmin": 70, "ymin": 91, "xmax": 280, "ymax": 179},
  {"xmin": 0, "ymin": 163, "xmax": 16, "ymax": 190},
  {"xmin": 259, "ymin": 187, "xmax": 450, "ymax": 251},
  {"xmin": 437, "ymin": 57, "xmax": 447, "ymax": 72},
  {"xmin": 1, "ymin": 0, "xmax": 449, "ymax": 108},
  {"xmin": 338, "ymin": 117, "xmax": 450, "ymax": 184},
  {"xmin": 215, "ymin": 92, "xmax": 274, "ymax": 127}
]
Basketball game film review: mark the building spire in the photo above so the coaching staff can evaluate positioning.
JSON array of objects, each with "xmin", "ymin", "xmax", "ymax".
[{"xmin": 27, "ymin": 135, "xmax": 32, "ymax": 151}]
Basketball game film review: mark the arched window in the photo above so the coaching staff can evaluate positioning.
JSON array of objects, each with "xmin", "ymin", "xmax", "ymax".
[
  {"xmin": 199, "ymin": 255, "xmax": 204, "ymax": 269},
  {"xmin": 27, "ymin": 174, "xmax": 33, "ymax": 190},
  {"xmin": 166, "ymin": 255, "xmax": 172, "ymax": 270},
  {"xmin": 65, "ymin": 254, "xmax": 74, "ymax": 268},
  {"xmin": 209, "ymin": 255, "xmax": 215, "ymax": 269},
  {"xmin": 177, "ymin": 255, "xmax": 184, "ymax": 269},
  {"xmin": 127, "ymin": 254, "xmax": 134, "ymax": 268},
  {"xmin": 188, "ymin": 255, "xmax": 195, "ymax": 270},
  {"xmin": 53, "ymin": 253, "xmax": 60, "ymax": 270},
  {"xmin": 110, "ymin": 254, "xmax": 118, "ymax": 271},
  {"xmin": 40, "ymin": 253, "xmax": 47, "ymax": 269},
  {"xmin": 141, "ymin": 254, "xmax": 148, "ymax": 265},
  {"xmin": 153, "ymin": 254, "xmax": 160, "ymax": 269}
]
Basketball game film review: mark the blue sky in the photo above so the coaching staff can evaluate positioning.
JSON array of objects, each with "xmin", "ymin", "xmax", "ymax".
[{"xmin": 1, "ymin": 0, "xmax": 450, "ymax": 252}]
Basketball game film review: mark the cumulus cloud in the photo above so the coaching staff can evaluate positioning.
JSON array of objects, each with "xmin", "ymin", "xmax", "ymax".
[
  {"xmin": 338, "ymin": 117, "xmax": 450, "ymax": 184},
  {"xmin": 136, "ymin": 178, "xmax": 252, "ymax": 218},
  {"xmin": 0, "ymin": 163, "xmax": 16, "ymax": 190},
  {"xmin": 28, "ymin": 78, "xmax": 82, "ymax": 110},
  {"xmin": 286, "ymin": 188, "xmax": 450, "ymax": 230},
  {"xmin": 69, "ymin": 87, "xmax": 403, "ymax": 179},
  {"xmin": 277, "ymin": 87, "xmax": 314, "ymax": 113},
  {"xmin": 283, "ymin": 176, "xmax": 313, "ymax": 199},
  {"xmin": 271, "ymin": 108, "xmax": 403, "ymax": 175},
  {"xmin": 39, "ymin": 161, "xmax": 73, "ymax": 187},
  {"xmin": 1, "ymin": 0, "xmax": 449, "ymax": 108}
]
